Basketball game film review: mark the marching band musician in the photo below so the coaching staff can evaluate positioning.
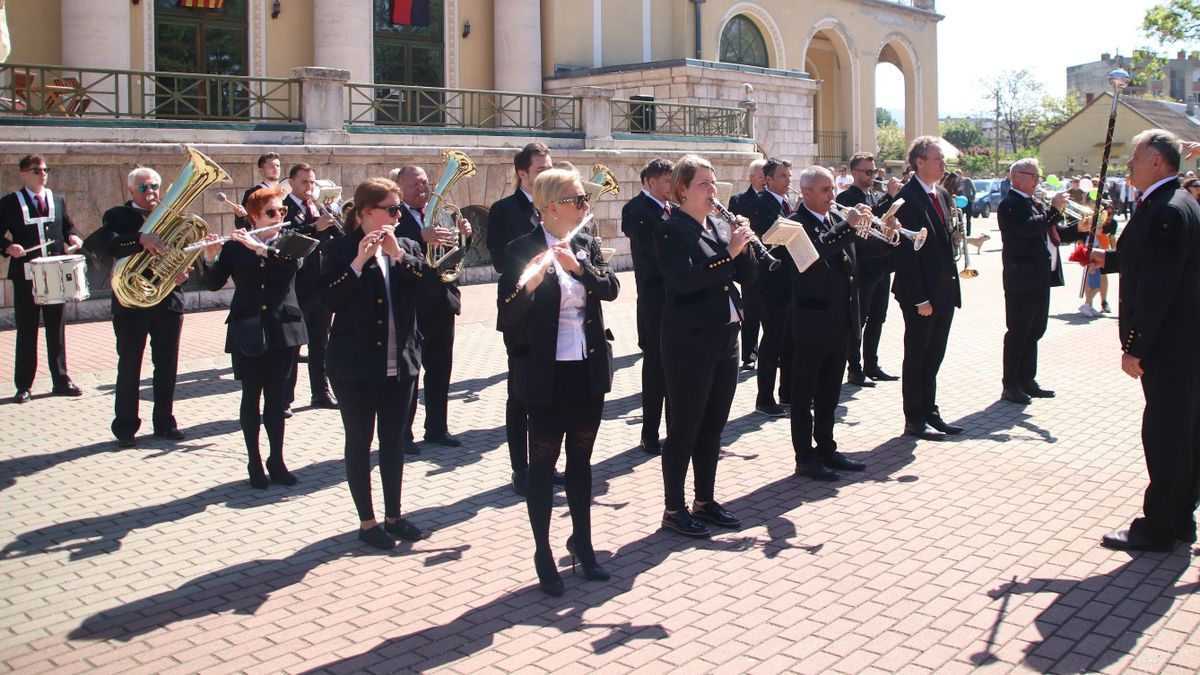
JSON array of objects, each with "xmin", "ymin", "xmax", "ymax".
[
  {"xmin": 656, "ymin": 154, "xmax": 758, "ymax": 538},
  {"xmin": 393, "ymin": 165, "xmax": 473, "ymax": 451},
  {"xmin": 837, "ymin": 151, "xmax": 901, "ymax": 386},
  {"xmin": 232, "ymin": 152, "xmax": 282, "ymax": 229},
  {"xmin": 200, "ymin": 187, "xmax": 307, "ymax": 490},
  {"xmin": 789, "ymin": 167, "xmax": 886, "ymax": 481},
  {"xmin": 748, "ymin": 158, "xmax": 795, "ymax": 417},
  {"xmin": 730, "ymin": 158, "xmax": 766, "ymax": 372},
  {"xmin": 891, "ymin": 137, "xmax": 964, "ymax": 440},
  {"xmin": 486, "ymin": 143, "xmax": 555, "ymax": 496},
  {"xmin": 0, "ymin": 154, "xmax": 84, "ymax": 403},
  {"xmin": 620, "ymin": 158, "xmax": 674, "ymax": 455},
  {"xmin": 497, "ymin": 168, "xmax": 619, "ymax": 596},
  {"xmin": 283, "ymin": 163, "xmax": 340, "ymax": 411},
  {"xmin": 321, "ymin": 177, "xmax": 433, "ymax": 550},
  {"xmin": 92, "ymin": 167, "xmax": 188, "ymax": 448}
]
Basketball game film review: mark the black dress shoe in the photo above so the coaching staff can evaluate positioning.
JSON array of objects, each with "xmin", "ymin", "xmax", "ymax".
[
  {"xmin": 740, "ymin": 361, "xmax": 757, "ymax": 372},
  {"xmin": 12, "ymin": 389, "xmax": 30, "ymax": 404},
  {"xmin": 358, "ymin": 525, "xmax": 396, "ymax": 550},
  {"xmin": 796, "ymin": 459, "xmax": 840, "ymax": 481},
  {"xmin": 423, "ymin": 432, "xmax": 462, "ymax": 447},
  {"xmin": 691, "ymin": 500, "xmax": 741, "ymax": 528},
  {"xmin": 385, "ymin": 517, "xmax": 426, "ymax": 542},
  {"xmin": 565, "ymin": 536, "xmax": 611, "ymax": 580},
  {"xmin": 926, "ymin": 413, "xmax": 963, "ymax": 435},
  {"xmin": 512, "ymin": 470, "xmax": 528, "ymax": 497},
  {"xmin": 640, "ymin": 436, "xmax": 662, "ymax": 455},
  {"xmin": 661, "ymin": 509, "xmax": 711, "ymax": 538},
  {"xmin": 116, "ymin": 435, "xmax": 137, "ymax": 449},
  {"xmin": 282, "ymin": 407, "xmax": 293, "ymax": 419},
  {"xmin": 265, "ymin": 456, "xmax": 298, "ymax": 486},
  {"xmin": 903, "ymin": 422, "xmax": 944, "ymax": 441},
  {"xmin": 310, "ymin": 393, "xmax": 339, "ymax": 409},
  {"xmin": 403, "ymin": 439, "xmax": 421, "ymax": 455},
  {"xmin": 153, "ymin": 427, "xmax": 186, "ymax": 441},
  {"xmin": 248, "ymin": 461, "xmax": 269, "ymax": 489},
  {"xmin": 846, "ymin": 371, "xmax": 876, "ymax": 387},
  {"xmin": 1022, "ymin": 382, "xmax": 1056, "ymax": 398},
  {"xmin": 1100, "ymin": 528, "xmax": 1175, "ymax": 552},
  {"xmin": 865, "ymin": 367, "xmax": 899, "ymax": 381},
  {"xmin": 52, "ymin": 382, "xmax": 83, "ymax": 397},
  {"xmin": 1000, "ymin": 385, "xmax": 1032, "ymax": 405},
  {"xmin": 755, "ymin": 402, "xmax": 788, "ymax": 417},
  {"xmin": 296, "ymin": 353, "xmax": 309, "ymax": 363},
  {"xmin": 819, "ymin": 451, "xmax": 865, "ymax": 472}
]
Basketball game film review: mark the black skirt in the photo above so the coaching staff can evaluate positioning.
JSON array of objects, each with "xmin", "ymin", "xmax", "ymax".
[{"xmin": 527, "ymin": 359, "xmax": 604, "ymax": 435}]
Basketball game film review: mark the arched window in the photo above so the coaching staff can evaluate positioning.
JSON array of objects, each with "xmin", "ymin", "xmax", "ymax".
[{"xmin": 719, "ymin": 15, "xmax": 768, "ymax": 68}]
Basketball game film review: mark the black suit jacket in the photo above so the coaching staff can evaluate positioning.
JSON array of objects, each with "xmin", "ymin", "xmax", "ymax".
[
  {"xmin": 284, "ymin": 194, "xmax": 340, "ymax": 305},
  {"xmin": 791, "ymin": 206, "xmax": 880, "ymax": 340},
  {"xmin": 655, "ymin": 209, "xmax": 758, "ymax": 330},
  {"xmin": 748, "ymin": 190, "xmax": 797, "ymax": 304},
  {"xmin": 836, "ymin": 184, "xmax": 896, "ymax": 269},
  {"xmin": 0, "ymin": 189, "xmax": 80, "ymax": 281},
  {"xmin": 890, "ymin": 179, "xmax": 961, "ymax": 313},
  {"xmin": 997, "ymin": 191, "xmax": 1085, "ymax": 292},
  {"xmin": 235, "ymin": 182, "xmax": 272, "ymax": 230},
  {"xmin": 728, "ymin": 187, "xmax": 758, "ymax": 218},
  {"xmin": 395, "ymin": 205, "xmax": 464, "ymax": 316},
  {"xmin": 497, "ymin": 227, "xmax": 619, "ymax": 406},
  {"xmin": 621, "ymin": 191, "xmax": 670, "ymax": 316},
  {"xmin": 320, "ymin": 229, "xmax": 430, "ymax": 381},
  {"xmin": 1102, "ymin": 179, "xmax": 1200, "ymax": 364},
  {"xmin": 93, "ymin": 202, "xmax": 183, "ymax": 314},
  {"xmin": 486, "ymin": 189, "xmax": 538, "ymax": 273},
  {"xmin": 202, "ymin": 237, "xmax": 307, "ymax": 353}
]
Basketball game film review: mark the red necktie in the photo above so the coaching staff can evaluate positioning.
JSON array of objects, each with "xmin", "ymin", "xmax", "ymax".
[
  {"xmin": 782, "ymin": 197, "xmax": 791, "ymax": 214},
  {"xmin": 36, "ymin": 194, "xmax": 46, "ymax": 217},
  {"xmin": 928, "ymin": 191, "xmax": 945, "ymax": 225},
  {"xmin": 663, "ymin": 203, "xmax": 671, "ymax": 217},
  {"xmin": 1032, "ymin": 198, "xmax": 1061, "ymax": 245},
  {"xmin": 307, "ymin": 201, "xmax": 319, "ymax": 220}
]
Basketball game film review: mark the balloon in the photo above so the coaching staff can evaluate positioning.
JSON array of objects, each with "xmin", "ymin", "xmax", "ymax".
[
  {"xmin": 1088, "ymin": 188, "xmax": 1098, "ymax": 200},
  {"xmin": 955, "ymin": 195, "xmax": 968, "ymax": 208},
  {"xmin": 1080, "ymin": 178, "xmax": 1094, "ymax": 193},
  {"xmin": 1046, "ymin": 174, "xmax": 1062, "ymax": 189}
]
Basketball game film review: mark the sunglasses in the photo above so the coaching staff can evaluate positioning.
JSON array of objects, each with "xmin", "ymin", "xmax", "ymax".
[
  {"xmin": 136, "ymin": 183, "xmax": 161, "ymax": 193},
  {"xmin": 24, "ymin": 167, "xmax": 49, "ymax": 175},
  {"xmin": 375, "ymin": 203, "xmax": 404, "ymax": 216},
  {"xmin": 263, "ymin": 208, "xmax": 282, "ymax": 218},
  {"xmin": 555, "ymin": 194, "xmax": 590, "ymax": 209}
]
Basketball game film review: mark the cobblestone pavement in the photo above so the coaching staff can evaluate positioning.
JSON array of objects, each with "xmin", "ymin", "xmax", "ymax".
[{"xmin": 2, "ymin": 217, "xmax": 1199, "ymax": 674}]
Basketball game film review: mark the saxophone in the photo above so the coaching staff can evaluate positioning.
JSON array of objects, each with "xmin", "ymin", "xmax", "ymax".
[
  {"xmin": 423, "ymin": 149, "xmax": 477, "ymax": 283},
  {"xmin": 111, "ymin": 146, "xmax": 231, "ymax": 309}
]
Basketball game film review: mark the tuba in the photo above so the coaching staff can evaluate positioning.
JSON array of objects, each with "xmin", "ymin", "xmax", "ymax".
[
  {"xmin": 583, "ymin": 163, "xmax": 620, "ymax": 261},
  {"xmin": 111, "ymin": 145, "xmax": 230, "ymax": 309},
  {"xmin": 424, "ymin": 149, "xmax": 476, "ymax": 283}
]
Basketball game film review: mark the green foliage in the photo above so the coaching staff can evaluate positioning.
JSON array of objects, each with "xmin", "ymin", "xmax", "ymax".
[
  {"xmin": 1028, "ymin": 94, "xmax": 1081, "ymax": 146},
  {"xmin": 940, "ymin": 120, "xmax": 984, "ymax": 151},
  {"xmin": 876, "ymin": 125, "xmax": 906, "ymax": 162},
  {"xmin": 1142, "ymin": 0, "xmax": 1200, "ymax": 43},
  {"xmin": 1131, "ymin": 48, "xmax": 1167, "ymax": 87},
  {"xmin": 876, "ymin": 107, "xmax": 898, "ymax": 128},
  {"xmin": 960, "ymin": 154, "xmax": 993, "ymax": 175}
]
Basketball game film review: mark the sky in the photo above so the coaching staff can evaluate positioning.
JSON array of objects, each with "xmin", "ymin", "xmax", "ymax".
[{"xmin": 874, "ymin": 0, "xmax": 1191, "ymax": 121}]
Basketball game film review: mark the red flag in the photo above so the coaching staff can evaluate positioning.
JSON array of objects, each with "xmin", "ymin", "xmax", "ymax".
[
  {"xmin": 178, "ymin": 0, "xmax": 225, "ymax": 8},
  {"xmin": 392, "ymin": 0, "xmax": 430, "ymax": 26}
]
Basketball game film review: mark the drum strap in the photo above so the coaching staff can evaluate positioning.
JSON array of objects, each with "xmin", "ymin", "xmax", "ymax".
[{"xmin": 14, "ymin": 189, "xmax": 55, "ymax": 281}]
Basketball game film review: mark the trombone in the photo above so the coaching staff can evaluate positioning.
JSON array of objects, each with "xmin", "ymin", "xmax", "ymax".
[{"xmin": 827, "ymin": 201, "xmax": 928, "ymax": 251}]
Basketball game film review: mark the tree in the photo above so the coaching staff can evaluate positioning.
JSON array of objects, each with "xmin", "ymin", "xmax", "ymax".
[
  {"xmin": 876, "ymin": 107, "xmax": 897, "ymax": 128},
  {"xmin": 1027, "ymin": 94, "xmax": 1081, "ymax": 148},
  {"xmin": 940, "ymin": 120, "xmax": 984, "ymax": 152},
  {"xmin": 1142, "ymin": 0, "xmax": 1200, "ymax": 43},
  {"xmin": 876, "ymin": 126, "xmax": 905, "ymax": 162},
  {"xmin": 980, "ymin": 69, "xmax": 1045, "ymax": 154}
]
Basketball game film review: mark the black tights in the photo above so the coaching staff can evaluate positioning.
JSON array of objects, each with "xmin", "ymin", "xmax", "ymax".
[
  {"xmin": 235, "ymin": 347, "xmax": 295, "ymax": 466},
  {"xmin": 526, "ymin": 427, "xmax": 598, "ymax": 559}
]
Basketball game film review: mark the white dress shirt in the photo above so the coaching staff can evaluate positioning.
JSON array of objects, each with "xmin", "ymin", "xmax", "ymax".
[{"xmin": 542, "ymin": 228, "xmax": 587, "ymax": 361}]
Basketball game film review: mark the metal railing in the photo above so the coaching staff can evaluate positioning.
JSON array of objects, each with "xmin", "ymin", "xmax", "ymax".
[
  {"xmin": 611, "ymin": 99, "xmax": 750, "ymax": 138},
  {"xmin": 814, "ymin": 130, "xmax": 848, "ymax": 164},
  {"xmin": 0, "ymin": 62, "xmax": 301, "ymax": 123},
  {"xmin": 346, "ymin": 83, "xmax": 581, "ymax": 132}
]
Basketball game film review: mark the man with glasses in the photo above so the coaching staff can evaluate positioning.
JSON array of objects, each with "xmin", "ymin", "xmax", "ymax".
[
  {"xmin": 93, "ymin": 167, "xmax": 186, "ymax": 447},
  {"xmin": 283, "ymin": 162, "xmax": 341, "ymax": 411},
  {"xmin": 997, "ymin": 158, "xmax": 1086, "ymax": 406},
  {"xmin": 0, "ymin": 155, "xmax": 84, "ymax": 403},
  {"xmin": 234, "ymin": 152, "xmax": 282, "ymax": 230}
]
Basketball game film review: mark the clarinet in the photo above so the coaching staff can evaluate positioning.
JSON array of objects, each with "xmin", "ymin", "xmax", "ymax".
[{"xmin": 708, "ymin": 196, "xmax": 780, "ymax": 271}]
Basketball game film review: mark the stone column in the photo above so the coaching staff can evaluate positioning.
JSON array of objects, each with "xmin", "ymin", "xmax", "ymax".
[
  {"xmin": 578, "ymin": 86, "xmax": 614, "ymax": 149},
  {"xmin": 493, "ymin": 0, "xmax": 542, "ymax": 93},
  {"xmin": 314, "ymin": 0, "xmax": 373, "ymax": 84},
  {"xmin": 61, "ymin": 0, "xmax": 132, "ymax": 113},
  {"xmin": 294, "ymin": 67, "xmax": 350, "ymax": 143}
]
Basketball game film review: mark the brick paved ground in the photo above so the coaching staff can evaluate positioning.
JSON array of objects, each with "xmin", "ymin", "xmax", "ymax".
[{"xmin": 1, "ymin": 215, "xmax": 1198, "ymax": 674}]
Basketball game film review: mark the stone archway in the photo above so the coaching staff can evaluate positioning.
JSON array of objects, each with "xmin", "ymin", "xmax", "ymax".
[
  {"xmin": 801, "ymin": 19, "xmax": 858, "ymax": 165},
  {"xmin": 877, "ymin": 33, "xmax": 922, "ymax": 141},
  {"xmin": 714, "ymin": 3, "xmax": 786, "ymax": 69}
]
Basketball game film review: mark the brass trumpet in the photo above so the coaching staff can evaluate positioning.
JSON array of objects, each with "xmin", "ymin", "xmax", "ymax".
[{"xmin": 827, "ymin": 201, "xmax": 928, "ymax": 251}]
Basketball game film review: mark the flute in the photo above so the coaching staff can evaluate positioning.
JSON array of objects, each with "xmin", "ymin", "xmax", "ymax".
[
  {"xmin": 182, "ymin": 224, "xmax": 284, "ymax": 251},
  {"xmin": 516, "ymin": 214, "xmax": 594, "ymax": 290}
]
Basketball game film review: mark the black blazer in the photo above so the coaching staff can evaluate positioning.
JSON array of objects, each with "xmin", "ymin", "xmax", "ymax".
[
  {"xmin": 789, "ymin": 206, "xmax": 865, "ymax": 339},
  {"xmin": 1102, "ymin": 179, "xmax": 1200, "ymax": 363},
  {"xmin": 0, "ymin": 189, "xmax": 80, "ymax": 281},
  {"xmin": 320, "ymin": 229, "xmax": 431, "ymax": 382},
  {"xmin": 620, "ymin": 191, "xmax": 670, "ymax": 316},
  {"xmin": 284, "ymin": 194, "xmax": 340, "ymax": 305},
  {"xmin": 997, "ymin": 191, "xmax": 1085, "ymax": 292},
  {"xmin": 748, "ymin": 190, "xmax": 796, "ymax": 304},
  {"xmin": 202, "ymin": 237, "xmax": 307, "ymax": 353},
  {"xmin": 655, "ymin": 209, "xmax": 758, "ymax": 330},
  {"xmin": 93, "ymin": 202, "xmax": 183, "ymax": 315},
  {"xmin": 728, "ymin": 186, "xmax": 757, "ymax": 218},
  {"xmin": 486, "ymin": 189, "xmax": 538, "ymax": 272},
  {"xmin": 890, "ymin": 178, "xmax": 961, "ymax": 313},
  {"xmin": 235, "ymin": 182, "xmax": 272, "ymax": 230},
  {"xmin": 497, "ymin": 226, "xmax": 619, "ymax": 406},
  {"xmin": 394, "ymin": 205, "xmax": 464, "ymax": 316}
]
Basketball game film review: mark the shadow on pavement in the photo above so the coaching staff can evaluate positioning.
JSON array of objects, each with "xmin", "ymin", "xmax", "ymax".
[
  {"xmin": 948, "ymin": 399, "xmax": 1055, "ymax": 443},
  {"xmin": 93, "ymin": 367, "xmax": 241, "ymax": 402}
]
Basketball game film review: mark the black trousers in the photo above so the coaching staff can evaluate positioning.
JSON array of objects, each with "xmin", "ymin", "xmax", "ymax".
[
  {"xmin": 1130, "ymin": 360, "xmax": 1200, "ymax": 544},
  {"xmin": 233, "ymin": 346, "xmax": 297, "ymax": 464},
  {"xmin": 112, "ymin": 309, "xmax": 182, "ymax": 439},
  {"xmin": 660, "ymin": 322, "xmax": 739, "ymax": 512},
  {"xmin": 503, "ymin": 331, "xmax": 528, "ymax": 473},
  {"xmin": 408, "ymin": 310, "xmax": 455, "ymax": 440},
  {"xmin": 792, "ymin": 328, "xmax": 849, "ymax": 463},
  {"xmin": 292, "ymin": 297, "xmax": 331, "ymax": 404},
  {"xmin": 1002, "ymin": 287, "xmax": 1050, "ymax": 387},
  {"xmin": 900, "ymin": 305, "xmax": 954, "ymax": 425},
  {"xmin": 11, "ymin": 277, "xmax": 68, "ymax": 391},
  {"xmin": 637, "ymin": 301, "xmax": 668, "ymax": 442},
  {"xmin": 756, "ymin": 300, "xmax": 792, "ymax": 406},
  {"xmin": 847, "ymin": 267, "xmax": 891, "ymax": 372},
  {"xmin": 330, "ymin": 374, "xmax": 414, "ymax": 523},
  {"xmin": 740, "ymin": 280, "xmax": 761, "ymax": 364}
]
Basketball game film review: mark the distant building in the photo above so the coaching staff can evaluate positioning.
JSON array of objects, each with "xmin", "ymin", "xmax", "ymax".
[{"xmin": 1068, "ymin": 51, "xmax": 1200, "ymax": 105}]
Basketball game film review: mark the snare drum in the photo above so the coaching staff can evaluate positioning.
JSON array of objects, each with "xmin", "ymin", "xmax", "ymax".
[{"xmin": 29, "ymin": 254, "xmax": 90, "ymax": 305}]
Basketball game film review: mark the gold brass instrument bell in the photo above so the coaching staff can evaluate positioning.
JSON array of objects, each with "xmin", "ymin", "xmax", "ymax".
[
  {"xmin": 423, "ymin": 149, "xmax": 477, "ymax": 283},
  {"xmin": 583, "ymin": 163, "xmax": 620, "ymax": 262}
]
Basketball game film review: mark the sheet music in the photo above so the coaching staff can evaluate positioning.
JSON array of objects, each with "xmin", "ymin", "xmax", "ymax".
[{"xmin": 762, "ymin": 217, "xmax": 819, "ymax": 272}]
